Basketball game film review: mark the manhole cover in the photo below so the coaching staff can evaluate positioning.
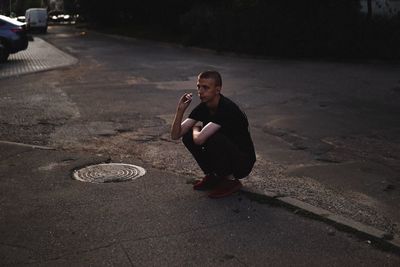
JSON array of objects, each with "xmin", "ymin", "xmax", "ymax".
[{"xmin": 73, "ymin": 163, "xmax": 146, "ymax": 183}]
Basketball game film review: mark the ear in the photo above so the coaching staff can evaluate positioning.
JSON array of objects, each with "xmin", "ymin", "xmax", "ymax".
[{"xmin": 216, "ymin": 86, "xmax": 221, "ymax": 93}]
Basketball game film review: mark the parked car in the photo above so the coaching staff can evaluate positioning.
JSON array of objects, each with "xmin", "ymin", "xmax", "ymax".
[
  {"xmin": 25, "ymin": 8, "xmax": 48, "ymax": 33},
  {"xmin": 48, "ymin": 11, "xmax": 72, "ymax": 24},
  {"xmin": 0, "ymin": 43, "xmax": 5, "ymax": 62},
  {"xmin": 17, "ymin": 16, "xmax": 26, "ymax": 23},
  {"xmin": 0, "ymin": 15, "xmax": 29, "ymax": 62}
]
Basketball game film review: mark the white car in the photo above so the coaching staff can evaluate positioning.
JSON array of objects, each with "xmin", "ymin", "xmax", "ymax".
[{"xmin": 25, "ymin": 8, "xmax": 48, "ymax": 33}]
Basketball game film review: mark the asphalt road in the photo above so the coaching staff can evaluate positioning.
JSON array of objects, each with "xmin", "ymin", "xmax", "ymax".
[
  {"xmin": 0, "ymin": 142, "xmax": 399, "ymax": 266},
  {"xmin": 2, "ymin": 25, "xmax": 399, "ymax": 236},
  {"xmin": 0, "ymin": 25, "xmax": 400, "ymax": 265}
]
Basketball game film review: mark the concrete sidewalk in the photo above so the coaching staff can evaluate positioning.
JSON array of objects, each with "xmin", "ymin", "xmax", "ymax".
[
  {"xmin": 0, "ymin": 141, "xmax": 399, "ymax": 266},
  {"xmin": 0, "ymin": 37, "xmax": 77, "ymax": 79}
]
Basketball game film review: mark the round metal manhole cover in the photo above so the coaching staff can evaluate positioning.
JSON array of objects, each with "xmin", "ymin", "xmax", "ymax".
[{"xmin": 73, "ymin": 163, "xmax": 146, "ymax": 183}]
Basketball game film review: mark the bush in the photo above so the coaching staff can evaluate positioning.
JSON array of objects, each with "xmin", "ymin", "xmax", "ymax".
[
  {"xmin": 179, "ymin": 0, "xmax": 366, "ymax": 58},
  {"xmin": 77, "ymin": 0, "xmax": 400, "ymax": 60}
]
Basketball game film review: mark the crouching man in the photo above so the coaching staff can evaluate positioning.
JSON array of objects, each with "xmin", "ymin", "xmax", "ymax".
[{"xmin": 171, "ymin": 70, "xmax": 256, "ymax": 198}]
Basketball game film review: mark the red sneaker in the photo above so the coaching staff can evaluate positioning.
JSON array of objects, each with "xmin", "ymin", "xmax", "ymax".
[
  {"xmin": 208, "ymin": 178, "xmax": 242, "ymax": 198},
  {"xmin": 193, "ymin": 175, "xmax": 221, "ymax": 191}
]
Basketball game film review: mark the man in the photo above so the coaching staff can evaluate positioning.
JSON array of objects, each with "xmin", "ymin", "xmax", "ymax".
[{"xmin": 171, "ymin": 71, "xmax": 256, "ymax": 198}]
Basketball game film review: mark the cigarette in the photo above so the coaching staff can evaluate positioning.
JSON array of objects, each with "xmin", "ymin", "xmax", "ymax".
[{"xmin": 184, "ymin": 93, "xmax": 192, "ymax": 103}]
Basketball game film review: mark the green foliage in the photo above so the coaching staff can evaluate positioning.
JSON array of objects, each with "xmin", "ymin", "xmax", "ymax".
[
  {"xmin": 14, "ymin": 0, "xmax": 43, "ymax": 15},
  {"xmin": 63, "ymin": 0, "xmax": 78, "ymax": 14}
]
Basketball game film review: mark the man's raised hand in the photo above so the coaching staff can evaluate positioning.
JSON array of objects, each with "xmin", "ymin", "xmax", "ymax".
[{"xmin": 178, "ymin": 93, "xmax": 193, "ymax": 110}]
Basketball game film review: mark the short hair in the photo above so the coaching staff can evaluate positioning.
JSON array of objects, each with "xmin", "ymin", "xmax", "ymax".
[{"xmin": 198, "ymin": 71, "xmax": 222, "ymax": 87}]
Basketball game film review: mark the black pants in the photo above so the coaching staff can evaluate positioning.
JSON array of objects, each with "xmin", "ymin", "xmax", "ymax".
[{"xmin": 182, "ymin": 131, "xmax": 255, "ymax": 179}]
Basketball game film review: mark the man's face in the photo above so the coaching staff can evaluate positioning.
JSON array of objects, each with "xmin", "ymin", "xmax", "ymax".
[{"xmin": 197, "ymin": 78, "xmax": 221, "ymax": 104}]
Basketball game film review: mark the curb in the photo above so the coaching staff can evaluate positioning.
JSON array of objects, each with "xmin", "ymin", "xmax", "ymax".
[
  {"xmin": 75, "ymin": 26, "xmax": 400, "ymax": 66},
  {"xmin": 89, "ymin": 30, "xmax": 220, "ymax": 56},
  {"xmin": 241, "ymin": 186, "xmax": 400, "ymax": 254},
  {"xmin": 0, "ymin": 140, "xmax": 55, "ymax": 150}
]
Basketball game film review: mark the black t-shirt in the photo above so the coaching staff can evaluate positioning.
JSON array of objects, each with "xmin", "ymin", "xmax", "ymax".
[{"xmin": 189, "ymin": 94, "xmax": 256, "ymax": 160}]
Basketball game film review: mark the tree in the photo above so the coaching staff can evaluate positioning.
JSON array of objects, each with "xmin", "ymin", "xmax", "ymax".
[
  {"xmin": 14, "ymin": 0, "xmax": 43, "ymax": 15},
  {"xmin": 367, "ymin": 0, "xmax": 372, "ymax": 20}
]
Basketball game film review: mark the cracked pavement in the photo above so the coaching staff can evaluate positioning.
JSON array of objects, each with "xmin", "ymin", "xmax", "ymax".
[
  {"xmin": 0, "ymin": 25, "xmax": 400, "ymax": 265},
  {"xmin": 1, "ymin": 143, "xmax": 399, "ymax": 265}
]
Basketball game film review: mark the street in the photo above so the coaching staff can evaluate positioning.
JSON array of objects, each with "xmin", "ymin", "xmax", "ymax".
[{"xmin": 0, "ymin": 25, "xmax": 400, "ymax": 265}]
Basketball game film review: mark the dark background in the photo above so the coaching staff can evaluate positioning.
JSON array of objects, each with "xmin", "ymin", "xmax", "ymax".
[{"xmin": 2, "ymin": 0, "xmax": 400, "ymax": 59}]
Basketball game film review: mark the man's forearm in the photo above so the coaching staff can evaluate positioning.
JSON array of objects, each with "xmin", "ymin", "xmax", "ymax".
[
  {"xmin": 192, "ymin": 123, "xmax": 220, "ymax": 145},
  {"xmin": 171, "ymin": 108, "xmax": 185, "ymax": 140},
  {"xmin": 192, "ymin": 126, "xmax": 202, "ymax": 144}
]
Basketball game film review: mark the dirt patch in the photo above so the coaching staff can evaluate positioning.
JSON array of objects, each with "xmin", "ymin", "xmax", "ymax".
[{"xmin": 54, "ymin": 126, "xmax": 399, "ymax": 236}]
